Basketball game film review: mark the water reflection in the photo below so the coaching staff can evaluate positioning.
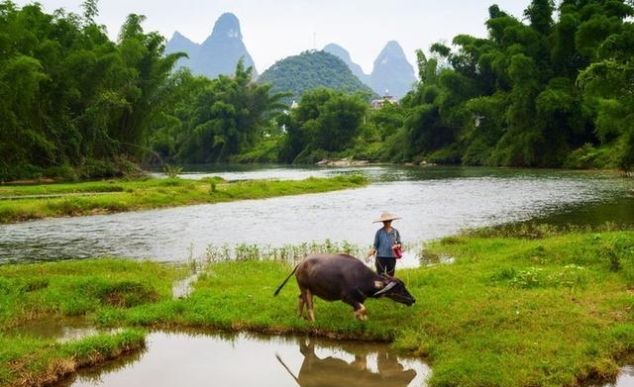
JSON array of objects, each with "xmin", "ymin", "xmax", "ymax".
[
  {"xmin": 10, "ymin": 316, "xmax": 101, "ymax": 343},
  {"xmin": 530, "ymin": 196, "xmax": 634, "ymax": 227},
  {"xmin": 58, "ymin": 331, "xmax": 430, "ymax": 387},
  {"xmin": 277, "ymin": 338, "xmax": 418, "ymax": 387}
]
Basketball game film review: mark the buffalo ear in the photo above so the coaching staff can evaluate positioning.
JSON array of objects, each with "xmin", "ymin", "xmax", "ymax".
[
  {"xmin": 373, "ymin": 281, "xmax": 397, "ymax": 296},
  {"xmin": 373, "ymin": 281, "xmax": 385, "ymax": 289}
]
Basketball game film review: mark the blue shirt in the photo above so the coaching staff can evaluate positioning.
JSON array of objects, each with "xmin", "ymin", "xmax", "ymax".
[{"xmin": 374, "ymin": 228, "xmax": 401, "ymax": 258}]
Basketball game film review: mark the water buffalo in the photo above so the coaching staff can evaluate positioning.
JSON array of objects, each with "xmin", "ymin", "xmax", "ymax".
[{"xmin": 273, "ymin": 253, "xmax": 415, "ymax": 321}]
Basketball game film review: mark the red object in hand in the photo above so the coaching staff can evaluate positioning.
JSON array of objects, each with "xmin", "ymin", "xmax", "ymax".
[{"xmin": 393, "ymin": 245, "xmax": 403, "ymax": 259}]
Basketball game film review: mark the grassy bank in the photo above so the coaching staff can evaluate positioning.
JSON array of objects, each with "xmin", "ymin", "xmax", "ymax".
[
  {"xmin": 0, "ymin": 329, "xmax": 145, "ymax": 386},
  {"xmin": 0, "ymin": 259, "xmax": 185, "ymax": 386},
  {"xmin": 0, "ymin": 174, "xmax": 367, "ymax": 224},
  {"xmin": 1, "ymin": 228, "xmax": 632, "ymax": 386}
]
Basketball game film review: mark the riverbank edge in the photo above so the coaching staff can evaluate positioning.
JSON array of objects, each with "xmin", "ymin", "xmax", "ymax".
[
  {"xmin": 309, "ymin": 157, "xmax": 634, "ymax": 175},
  {"xmin": 0, "ymin": 174, "xmax": 368, "ymax": 224},
  {"xmin": 1, "ymin": 228, "xmax": 633, "ymax": 386},
  {"xmin": 3, "ymin": 329, "xmax": 146, "ymax": 387}
]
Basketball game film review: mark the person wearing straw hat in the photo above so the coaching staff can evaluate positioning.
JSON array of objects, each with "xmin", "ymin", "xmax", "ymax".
[{"xmin": 368, "ymin": 212, "xmax": 402, "ymax": 276}]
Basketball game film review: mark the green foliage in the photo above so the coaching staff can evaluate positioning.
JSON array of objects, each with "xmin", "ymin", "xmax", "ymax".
[
  {"xmin": 380, "ymin": 0, "xmax": 634, "ymax": 169},
  {"xmin": 257, "ymin": 50, "xmax": 375, "ymax": 103},
  {"xmin": 162, "ymin": 164, "xmax": 182, "ymax": 178},
  {"xmin": 146, "ymin": 62, "xmax": 287, "ymax": 164},
  {"xmin": 577, "ymin": 26, "xmax": 634, "ymax": 170},
  {"xmin": 279, "ymin": 88, "xmax": 368, "ymax": 163},
  {"xmin": 563, "ymin": 143, "xmax": 616, "ymax": 169},
  {"xmin": 0, "ymin": 257, "xmax": 162, "ymax": 386},
  {"xmin": 81, "ymin": 0, "xmax": 99, "ymax": 24},
  {"xmin": 501, "ymin": 265, "xmax": 588, "ymax": 289},
  {"xmin": 0, "ymin": 1, "xmax": 182, "ymax": 181},
  {"xmin": 2, "ymin": 0, "xmax": 633, "ymax": 174}
]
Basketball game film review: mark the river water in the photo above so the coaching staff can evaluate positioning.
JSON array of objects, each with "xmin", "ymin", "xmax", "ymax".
[{"xmin": 0, "ymin": 166, "xmax": 632, "ymax": 264}]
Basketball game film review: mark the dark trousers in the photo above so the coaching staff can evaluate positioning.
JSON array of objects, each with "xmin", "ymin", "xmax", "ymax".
[{"xmin": 375, "ymin": 257, "xmax": 396, "ymax": 276}]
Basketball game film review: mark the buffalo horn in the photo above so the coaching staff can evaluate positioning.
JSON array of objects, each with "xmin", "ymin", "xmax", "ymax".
[{"xmin": 373, "ymin": 281, "xmax": 397, "ymax": 296}]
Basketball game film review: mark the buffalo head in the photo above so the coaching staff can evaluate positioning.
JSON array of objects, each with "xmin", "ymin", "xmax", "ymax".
[{"xmin": 373, "ymin": 277, "xmax": 416, "ymax": 306}]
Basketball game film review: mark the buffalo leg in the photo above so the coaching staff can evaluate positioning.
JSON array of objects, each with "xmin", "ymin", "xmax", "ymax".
[
  {"xmin": 354, "ymin": 303, "xmax": 368, "ymax": 321},
  {"xmin": 297, "ymin": 291, "xmax": 306, "ymax": 317},
  {"xmin": 305, "ymin": 289, "xmax": 315, "ymax": 322},
  {"xmin": 343, "ymin": 296, "xmax": 368, "ymax": 321}
]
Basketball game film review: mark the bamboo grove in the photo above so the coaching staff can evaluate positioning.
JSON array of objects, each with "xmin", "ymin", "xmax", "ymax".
[
  {"xmin": 391, "ymin": 0, "xmax": 634, "ymax": 169},
  {"xmin": 0, "ymin": 0, "xmax": 633, "ymax": 181}
]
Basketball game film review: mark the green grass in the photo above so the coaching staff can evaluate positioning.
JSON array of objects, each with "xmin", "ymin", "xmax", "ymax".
[
  {"xmin": 0, "ymin": 174, "xmax": 368, "ymax": 224},
  {"xmin": 0, "ymin": 329, "xmax": 145, "ymax": 386},
  {"xmin": 1, "ymin": 229, "xmax": 632, "ymax": 386},
  {"xmin": 0, "ymin": 258, "xmax": 186, "ymax": 328},
  {"xmin": 0, "ymin": 258, "xmax": 184, "ymax": 386},
  {"xmin": 117, "ymin": 230, "xmax": 634, "ymax": 386}
]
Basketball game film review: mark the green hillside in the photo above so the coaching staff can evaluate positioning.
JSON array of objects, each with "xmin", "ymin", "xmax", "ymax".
[{"xmin": 258, "ymin": 50, "xmax": 375, "ymax": 102}]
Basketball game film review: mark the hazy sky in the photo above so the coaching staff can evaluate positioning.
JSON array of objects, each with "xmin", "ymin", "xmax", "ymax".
[{"xmin": 15, "ymin": 0, "xmax": 529, "ymax": 73}]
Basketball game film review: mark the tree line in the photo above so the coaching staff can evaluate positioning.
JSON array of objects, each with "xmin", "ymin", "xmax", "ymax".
[
  {"xmin": 0, "ymin": 1, "xmax": 184, "ymax": 180},
  {"xmin": 273, "ymin": 0, "xmax": 634, "ymax": 170},
  {"xmin": 1, "ymin": 0, "xmax": 632, "ymax": 182},
  {"xmin": 388, "ymin": 0, "xmax": 634, "ymax": 169},
  {"xmin": 0, "ymin": 1, "xmax": 286, "ymax": 181}
]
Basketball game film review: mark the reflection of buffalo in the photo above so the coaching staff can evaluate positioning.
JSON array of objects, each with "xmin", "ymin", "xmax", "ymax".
[{"xmin": 279, "ymin": 339, "xmax": 416, "ymax": 387}]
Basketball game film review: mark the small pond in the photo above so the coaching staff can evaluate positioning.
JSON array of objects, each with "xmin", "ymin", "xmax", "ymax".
[
  {"xmin": 10, "ymin": 318, "xmax": 633, "ymax": 387},
  {"xmin": 54, "ymin": 331, "xmax": 431, "ymax": 387}
]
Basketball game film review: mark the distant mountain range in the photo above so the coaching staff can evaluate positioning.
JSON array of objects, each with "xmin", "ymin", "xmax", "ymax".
[
  {"xmin": 257, "ymin": 51, "xmax": 375, "ymax": 102},
  {"xmin": 165, "ymin": 13, "xmax": 257, "ymax": 78},
  {"xmin": 324, "ymin": 41, "xmax": 416, "ymax": 99},
  {"xmin": 165, "ymin": 13, "xmax": 416, "ymax": 99},
  {"xmin": 322, "ymin": 43, "xmax": 370, "ymax": 85}
]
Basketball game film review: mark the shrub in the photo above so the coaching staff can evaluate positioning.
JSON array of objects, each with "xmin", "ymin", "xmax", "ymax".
[{"xmin": 163, "ymin": 164, "xmax": 183, "ymax": 178}]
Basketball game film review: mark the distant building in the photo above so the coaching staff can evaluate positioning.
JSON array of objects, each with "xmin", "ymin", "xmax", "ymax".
[
  {"xmin": 371, "ymin": 91, "xmax": 399, "ymax": 109},
  {"xmin": 282, "ymin": 100, "xmax": 299, "ymax": 117}
]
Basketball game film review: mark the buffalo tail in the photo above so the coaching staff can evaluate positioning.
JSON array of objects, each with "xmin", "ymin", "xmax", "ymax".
[{"xmin": 273, "ymin": 264, "xmax": 299, "ymax": 296}]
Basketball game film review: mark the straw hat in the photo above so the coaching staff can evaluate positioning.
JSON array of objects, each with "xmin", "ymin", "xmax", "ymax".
[{"xmin": 373, "ymin": 212, "xmax": 401, "ymax": 223}]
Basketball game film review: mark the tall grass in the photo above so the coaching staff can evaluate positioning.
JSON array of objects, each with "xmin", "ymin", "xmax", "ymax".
[
  {"xmin": 194, "ymin": 239, "xmax": 425, "ymax": 272},
  {"xmin": 201, "ymin": 240, "xmax": 370, "ymax": 264}
]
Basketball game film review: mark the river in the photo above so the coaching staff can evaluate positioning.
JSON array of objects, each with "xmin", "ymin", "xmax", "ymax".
[{"xmin": 0, "ymin": 166, "xmax": 632, "ymax": 264}]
